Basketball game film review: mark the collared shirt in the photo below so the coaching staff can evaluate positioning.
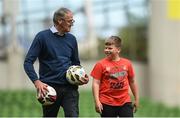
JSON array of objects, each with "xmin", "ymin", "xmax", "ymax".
[
  {"xmin": 50, "ymin": 25, "xmax": 65, "ymax": 36},
  {"xmin": 50, "ymin": 25, "xmax": 58, "ymax": 33}
]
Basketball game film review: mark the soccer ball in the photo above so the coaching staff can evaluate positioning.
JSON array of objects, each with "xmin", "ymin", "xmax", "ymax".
[
  {"xmin": 66, "ymin": 65, "xmax": 86, "ymax": 85},
  {"xmin": 37, "ymin": 85, "xmax": 57, "ymax": 106}
]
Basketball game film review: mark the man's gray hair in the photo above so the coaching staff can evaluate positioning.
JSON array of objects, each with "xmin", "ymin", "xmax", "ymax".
[{"xmin": 53, "ymin": 7, "xmax": 71, "ymax": 24}]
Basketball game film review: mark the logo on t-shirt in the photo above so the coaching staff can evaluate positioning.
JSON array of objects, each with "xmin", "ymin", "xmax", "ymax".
[
  {"xmin": 110, "ymin": 71, "xmax": 127, "ymax": 79},
  {"xmin": 104, "ymin": 65, "xmax": 129, "ymax": 90}
]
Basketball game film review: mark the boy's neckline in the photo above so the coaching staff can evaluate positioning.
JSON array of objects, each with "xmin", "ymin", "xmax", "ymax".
[{"xmin": 106, "ymin": 57, "xmax": 121, "ymax": 62}]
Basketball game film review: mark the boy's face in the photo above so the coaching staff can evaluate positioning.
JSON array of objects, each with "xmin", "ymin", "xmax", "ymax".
[{"xmin": 104, "ymin": 39, "xmax": 120, "ymax": 59}]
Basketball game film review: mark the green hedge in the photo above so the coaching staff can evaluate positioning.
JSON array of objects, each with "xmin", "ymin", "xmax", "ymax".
[{"xmin": 0, "ymin": 90, "xmax": 180, "ymax": 117}]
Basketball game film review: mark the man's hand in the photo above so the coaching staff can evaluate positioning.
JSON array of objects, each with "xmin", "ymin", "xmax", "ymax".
[
  {"xmin": 79, "ymin": 74, "xmax": 89, "ymax": 85},
  {"xmin": 34, "ymin": 80, "xmax": 48, "ymax": 97}
]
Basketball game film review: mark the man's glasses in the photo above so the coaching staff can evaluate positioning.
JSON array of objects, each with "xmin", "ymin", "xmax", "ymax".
[{"xmin": 61, "ymin": 18, "xmax": 75, "ymax": 24}]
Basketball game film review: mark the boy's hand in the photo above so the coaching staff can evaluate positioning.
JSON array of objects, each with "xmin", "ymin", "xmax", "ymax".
[
  {"xmin": 133, "ymin": 100, "xmax": 139, "ymax": 113},
  {"xmin": 95, "ymin": 101, "xmax": 103, "ymax": 114}
]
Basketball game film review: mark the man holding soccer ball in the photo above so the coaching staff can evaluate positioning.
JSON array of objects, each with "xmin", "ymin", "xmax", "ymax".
[{"xmin": 24, "ymin": 7, "xmax": 89, "ymax": 117}]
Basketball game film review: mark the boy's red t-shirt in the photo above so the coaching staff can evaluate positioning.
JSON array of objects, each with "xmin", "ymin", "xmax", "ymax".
[{"xmin": 91, "ymin": 57, "xmax": 134, "ymax": 106}]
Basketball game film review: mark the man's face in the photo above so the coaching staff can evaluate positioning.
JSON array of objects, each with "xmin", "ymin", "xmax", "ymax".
[{"xmin": 59, "ymin": 12, "xmax": 74, "ymax": 33}]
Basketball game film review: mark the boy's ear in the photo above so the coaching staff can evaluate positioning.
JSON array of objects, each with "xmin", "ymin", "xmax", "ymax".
[{"xmin": 118, "ymin": 48, "xmax": 121, "ymax": 53}]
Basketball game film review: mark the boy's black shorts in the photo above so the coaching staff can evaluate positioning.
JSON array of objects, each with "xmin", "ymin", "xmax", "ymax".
[{"xmin": 101, "ymin": 102, "xmax": 133, "ymax": 117}]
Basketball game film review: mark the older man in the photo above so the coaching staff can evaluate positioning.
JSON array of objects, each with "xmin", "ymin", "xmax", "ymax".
[{"xmin": 24, "ymin": 7, "xmax": 89, "ymax": 117}]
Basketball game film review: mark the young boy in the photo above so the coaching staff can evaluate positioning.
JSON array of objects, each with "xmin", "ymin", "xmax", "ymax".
[{"xmin": 91, "ymin": 36, "xmax": 139, "ymax": 117}]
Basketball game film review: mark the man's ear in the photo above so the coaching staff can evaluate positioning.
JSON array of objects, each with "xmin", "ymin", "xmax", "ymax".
[{"xmin": 57, "ymin": 20, "xmax": 62, "ymax": 25}]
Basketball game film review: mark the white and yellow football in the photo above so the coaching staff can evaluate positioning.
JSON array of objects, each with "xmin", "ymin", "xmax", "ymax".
[{"xmin": 66, "ymin": 65, "xmax": 86, "ymax": 85}]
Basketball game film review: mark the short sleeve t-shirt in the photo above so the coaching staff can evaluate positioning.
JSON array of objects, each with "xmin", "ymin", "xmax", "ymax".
[{"xmin": 91, "ymin": 57, "xmax": 134, "ymax": 106}]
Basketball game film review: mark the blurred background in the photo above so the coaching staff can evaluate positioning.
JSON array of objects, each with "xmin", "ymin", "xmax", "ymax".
[{"xmin": 0, "ymin": 0, "xmax": 180, "ymax": 117}]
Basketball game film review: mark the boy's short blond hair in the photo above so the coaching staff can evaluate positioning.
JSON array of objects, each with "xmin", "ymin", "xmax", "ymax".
[{"xmin": 105, "ymin": 36, "xmax": 122, "ymax": 48}]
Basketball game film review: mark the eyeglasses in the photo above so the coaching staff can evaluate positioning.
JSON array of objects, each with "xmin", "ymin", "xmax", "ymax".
[{"xmin": 61, "ymin": 18, "xmax": 75, "ymax": 24}]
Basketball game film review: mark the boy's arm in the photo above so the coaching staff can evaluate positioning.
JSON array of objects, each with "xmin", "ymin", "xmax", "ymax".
[
  {"xmin": 92, "ymin": 79, "xmax": 103, "ymax": 114},
  {"xmin": 129, "ymin": 77, "xmax": 139, "ymax": 113}
]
